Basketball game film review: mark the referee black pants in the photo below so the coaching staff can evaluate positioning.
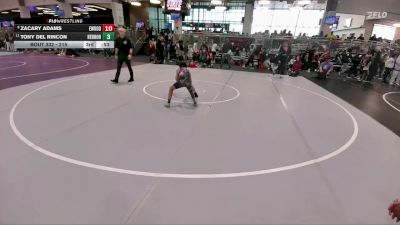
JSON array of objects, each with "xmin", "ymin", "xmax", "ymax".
[{"xmin": 114, "ymin": 55, "xmax": 133, "ymax": 81}]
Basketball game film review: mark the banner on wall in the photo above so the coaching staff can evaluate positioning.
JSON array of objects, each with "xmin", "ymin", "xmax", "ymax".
[{"xmin": 366, "ymin": 11, "xmax": 388, "ymax": 20}]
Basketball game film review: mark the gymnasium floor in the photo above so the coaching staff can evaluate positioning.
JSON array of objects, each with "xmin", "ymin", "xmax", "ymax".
[{"xmin": 0, "ymin": 54, "xmax": 400, "ymax": 224}]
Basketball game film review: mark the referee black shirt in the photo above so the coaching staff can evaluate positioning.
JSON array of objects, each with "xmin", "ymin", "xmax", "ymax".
[{"xmin": 115, "ymin": 37, "xmax": 132, "ymax": 56}]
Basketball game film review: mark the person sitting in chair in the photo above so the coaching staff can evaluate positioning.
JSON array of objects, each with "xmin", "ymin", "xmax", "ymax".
[{"xmin": 317, "ymin": 57, "xmax": 333, "ymax": 79}]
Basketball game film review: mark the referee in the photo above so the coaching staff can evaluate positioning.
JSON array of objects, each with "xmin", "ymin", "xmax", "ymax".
[{"xmin": 111, "ymin": 27, "xmax": 134, "ymax": 83}]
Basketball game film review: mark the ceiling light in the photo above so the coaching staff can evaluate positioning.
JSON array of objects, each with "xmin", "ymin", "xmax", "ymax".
[
  {"xmin": 258, "ymin": 0, "xmax": 270, "ymax": 5},
  {"xmin": 43, "ymin": 11, "xmax": 55, "ymax": 15},
  {"xmin": 215, "ymin": 6, "xmax": 226, "ymax": 11},
  {"xmin": 73, "ymin": 6, "xmax": 87, "ymax": 11},
  {"xmin": 211, "ymin": 0, "xmax": 222, "ymax": 5},
  {"xmin": 1, "ymin": 11, "xmax": 9, "ymax": 14},
  {"xmin": 131, "ymin": 1, "xmax": 142, "ymax": 6},
  {"xmin": 298, "ymin": 0, "xmax": 311, "ymax": 5},
  {"xmin": 86, "ymin": 5, "xmax": 107, "ymax": 10},
  {"xmin": 150, "ymin": 0, "xmax": 161, "ymax": 4},
  {"xmin": 38, "ymin": 12, "xmax": 43, "ymax": 15},
  {"xmin": 82, "ymin": 12, "xmax": 89, "ymax": 14},
  {"xmin": 86, "ymin": 8, "xmax": 98, "ymax": 11},
  {"xmin": 11, "ymin": 9, "xmax": 21, "ymax": 12},
  {"xmin": 36, "ymin": 7, "xmax": 51, "ymax": 10}
]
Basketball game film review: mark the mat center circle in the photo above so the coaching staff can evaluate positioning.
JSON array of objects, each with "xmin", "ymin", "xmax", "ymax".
[{"xmin": 143, "ymin": 80, "xmax": 240, "ymax": 104}]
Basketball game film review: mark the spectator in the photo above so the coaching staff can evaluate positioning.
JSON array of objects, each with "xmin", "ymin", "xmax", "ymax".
[
  {"xmin": 187, "ymin": 44, "xmax": 194, "ymax": 62},
  {"xmin": 5, "ymin": 31, "xmax": 11, "ymax": 52},
  {"xmin": 155, "ymin": 35, "xmax": 164, "ymax": 64},
  {"xmin": 357, "ymin": 34, "xmax": 365, "ymax": 41},
  {"xmin": 317, "ymin": 57, "xmax": 333, "ymax": 79},
  {"xmin": 240, "ymin": 48, "xmax": 247, "ymax": 68},
  {"xmin": 277, "ymin": 41, "xmax": 291, "ymax": 75},
  {"xmin": 176, "ymin": 40, "xmax": 184, "ymax": 62},
  {"xmin": 220, "ymin": 40, "xmax": 232, "ymax": 69},
  {"xmin": 0, "ymin": 31, "xmax": 5, "ymax": 49},
  {"xmin": 193, "ymin": 40, "xmax": 198, "ymax": 61},
  {"xmin": 338, "ymin": 51, "xmax": 351, "ymax": 77},
  {"xmin": 347, "ymin": 33, "xmax": 356, "ymax": 40},
  {"xmin": 169, "ymin": 41, "xmax": 176, "ymax": 61},
  {"xmin": 320, "ymin": 50, "xmax": 331, "ymax": 63},
  {"xmin": 149, "ymin": 38, "xmax": 156, "ymax": 63},
  {"xmin": 199, "ymin": 42, "xmax": 208, "ymax": 67},
  {"xmin": 378, "ymin": 52, "xmax": 386, "ymax": 79},
  {"xmin": 290, "ymin": 55, "xmax": 302, "ymax": 77},
  {"xmin": 258, "ymin": 48, "xmax": 266, "ymax": 70},
  {"xmin": 366, "ymin": 51, "xmax": 381, "ymax": 82},
  {"xmin": 211, "ymin": 41, "xmax": 218, "ymax": 63},
  {"xmin": 360, "ymin": 53, "xmax": 372, "ymax": 81},
  {"xmin": 369, "ymin": 34, "xmax": 378, "ymax": 42},
  {"xmin": 390, "ymin": 53, "xmax": 400, "ymax": 86},
  {"xmin": 327, "ymin": 32, "xmax": 337, "ymax": 40},
  {"xmin": 150, "ymin": 27, "xmax": 156, "ymax": 39},
  {"xmin": 347, "ymin": 53, "xmax": 362, "ymax": 79},
  {"xmin": 382, "ymin": 53, "xmax": 395, "ymax": 83}
]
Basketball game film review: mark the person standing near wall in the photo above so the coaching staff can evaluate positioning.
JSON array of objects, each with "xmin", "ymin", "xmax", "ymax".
[
  {"xmin": 365, "ymin": 51, "xmax": 381, "ymax": 82},
  {"xmin": 8, "ymin": 31, "xmax": 14, "ymax": 52},
  {"xmin": 277, "ymin": 41, "xmax": 291, "ymax": 75},
  {"xmin": 390, "ymin": 53, "xmax": 400, "ymax": 86},
  {"xmin": 220, "ymin": 40, "xmax": 232, "ymax": 69},
  {"xmin": 382, "ymin": 53, "xmax": 395, "ymax": 84},
  {"xmin": 5, "ymin": 31, "xmax": 11, "ymax": 52},
  {"xmin": 156, "ymin": 35, "xmax": 165, "ymax": 64},
  {"xmin": 211, "ymin": 41, "xmax": 218, "ymax": 63}
]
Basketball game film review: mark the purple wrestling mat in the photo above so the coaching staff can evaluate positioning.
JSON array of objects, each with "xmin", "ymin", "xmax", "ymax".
[{"xmin": 0, "ymin": 53, "xmax": 144, "ymax": 90}]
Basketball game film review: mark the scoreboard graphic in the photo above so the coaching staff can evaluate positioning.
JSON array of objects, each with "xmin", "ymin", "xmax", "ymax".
[{"xmin": 14, "ymin": 18, "xmax": 115, "ymax": 49}]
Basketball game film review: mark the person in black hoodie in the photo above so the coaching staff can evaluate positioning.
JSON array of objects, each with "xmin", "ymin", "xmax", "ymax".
[
  {"xmin": 155, "ymin": 35, "xmax": 165, "ymax": 64},
  {"xmin": 365, "ymin": 50, "xmax": 381, "ymax": 82},
  {"xmin": 277, "ymin": 41, "xmax": 291, "ymax": 75},
  {"xmin": 347, "ymin": 53, "xmax": 361, "ymax": 79}
]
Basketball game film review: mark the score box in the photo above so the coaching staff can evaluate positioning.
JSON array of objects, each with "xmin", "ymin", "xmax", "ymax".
[
  {"xmin": 102, "ymin": 24, "xmax": 115, "ymax": 32},
  {"xmin": 96, "ymin": 41, "xmax": 114, "ymax": 48},
  {"xmin": 102, "ymin": 32, "xmax": 115, "ymax": 41}
]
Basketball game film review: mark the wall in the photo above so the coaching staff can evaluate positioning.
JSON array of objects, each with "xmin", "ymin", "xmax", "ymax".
[
  {"xmin": 334, "ymin": 0, "xmax": 400, "ymax": 40},
  {"xmin": 336, "ymin": 0, "xmax": 400, "ymax": 16},
  {"xmin": 0, "ymin": 1, "xmax": 19, "ymax": 11},
  {"xmin": 364, "ymin": 20, "xmax": 400, "ymax": 41},
  {"xmin": 333, "ymin": 27, "xmax": 365, "ymax": 39},
  {"xmin": 336, "ymin": 0, "xmax": 400, "ymax": 20},
  {"xmin": 335, "ymin": 13, "xmax": 365, "ymax": 31},
  {"xmin": 129, "ymin": 2, "xmax": 150, "ymax": 28}
]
